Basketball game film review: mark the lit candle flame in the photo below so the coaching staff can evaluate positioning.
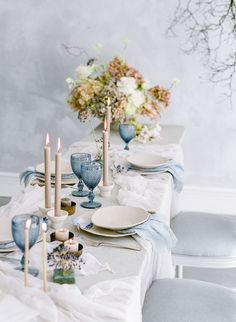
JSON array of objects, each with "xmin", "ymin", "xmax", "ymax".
[
  {"xmin": 107, "ymin": 97, "xmax": 111, "ymax": 106},
  {"xmin": 104, "ymin": 118, "xmax": 107, "ymax": 131},
  {"xmin": 25, "ymin": 219, "xmax": 31, "ymax": 230},
  {"xmin": 42, "ymin": 222, "xmax": 47, "ymax": 232},
  {"xmin": 45, "ymin": 133, "xmax": 50, "ymax": 146},
  {"xmin": 57, "ymin": 138, "xmax": 61, "ymax": 153}
]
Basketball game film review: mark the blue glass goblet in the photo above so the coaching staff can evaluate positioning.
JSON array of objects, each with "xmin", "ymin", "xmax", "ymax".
[
  {"xmin": 119, "ymin": 124, "xmax": 136, "ymax": 150},
  {"xmin": 11, "ymin": 214, "xmax": 40, "ymax": 276},
  {"xmin": 71, "ymin": 153, "xmax": 91, "ymax": 197},
  {"xmin": 80, "ymin": 161, "xmax": 102, "ymax": 209}
]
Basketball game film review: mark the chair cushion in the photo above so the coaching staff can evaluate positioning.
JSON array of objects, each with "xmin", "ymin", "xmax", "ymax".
[
  {"xmin": 171, "ymin": 212, "xmax": 236, "ymax": 257},
  {"xmin": 143, "ymin": 278, "xmax": 236, "ymax": 322}
]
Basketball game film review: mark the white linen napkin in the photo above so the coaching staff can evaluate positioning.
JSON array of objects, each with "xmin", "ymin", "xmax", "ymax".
[{"xmin": 0, "ymin": 185, "xmax": 72, "ymax": 219}]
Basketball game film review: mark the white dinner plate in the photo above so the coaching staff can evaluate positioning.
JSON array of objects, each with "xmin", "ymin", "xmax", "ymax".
[
  {"xmin": 91, "ymin": 206, "xmax": 149, "ymax": 231},
  {"xmin": 77, "ymin": 213, "xmax": 136, "ymax": 238},
  {"xmin": 127, "ymin": 154, "xmax": 170, "ymax": 169},
  {"xmin": 36, "ymin": 161, "xmax": 73, "ymax": 176}
]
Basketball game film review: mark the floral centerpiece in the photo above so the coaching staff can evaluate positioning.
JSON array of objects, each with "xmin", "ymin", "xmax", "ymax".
[{"xmin": 66, "ymin": 56, "xmax": 178, "ymax": 143}]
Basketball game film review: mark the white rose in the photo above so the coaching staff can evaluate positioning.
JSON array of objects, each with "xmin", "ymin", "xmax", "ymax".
[
  {"xmin": 117, "ymin": 77, "xmax": 137, "ymax": 95},
  {"xmin": 150, "ymin": 124, "xmax": 161, "ymax": 138},
  {"xmin": 76, "ymin": 64, "xmax": 96, "ymax": 80},
  {"xmin": 65, "ymin": 77, "xmax": 75, "ymax": 89},
  {"xmin": 129, "ymin": 90, "xmax": 145, "ymax": 107},
  {"xmin": 125, "ymin": 101, "xmax": 137, "ymax": 117}
]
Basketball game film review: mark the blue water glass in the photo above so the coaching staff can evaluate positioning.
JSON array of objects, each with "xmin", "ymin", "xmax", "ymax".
[
  {"xmin": 119, "ymin": 124, "xmax": 136, "ymax": 150},
  {"xmin": 71, "ymin": 153, "xmax": 91, "ymax": 197},
  {"xmin": 80, "ymin": 161, "xmax": 102, "ymax": 209},
  {"xmin": 11, "ymin": 214, "xmax": 40, "ymax": 276}
]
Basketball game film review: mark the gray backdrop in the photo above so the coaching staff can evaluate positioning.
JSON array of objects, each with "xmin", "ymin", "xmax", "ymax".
[{"xmin": 0, "ymin": 0, "xmax": 236, "ymax": 187}]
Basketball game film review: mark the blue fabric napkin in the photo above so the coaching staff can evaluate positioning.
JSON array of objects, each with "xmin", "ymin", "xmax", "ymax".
[
  {"xmin": 19, "ymin": 167, "xmax": 44, "ymax": 186},
  {"xmin": 130, "ymin": 162, "xmax": 184, "ymax": 192},
  {"xmin": 119, "ymin": 214, "xmax": 177, "ymax": 253},
  {"xmin": 19, "ymin": 167, "xmax": 76, "ymax": 186}
]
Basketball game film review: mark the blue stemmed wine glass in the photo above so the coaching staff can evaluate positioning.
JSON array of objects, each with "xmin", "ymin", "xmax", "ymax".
[
  {"xmin": 11, "ymin": 214, "xmax": 40, "ymax": 276},
  {"xmin": 119, "ymin": 124, "xmax": 136, "ymax": 150},
  {"xmin": 71, "ymin": 153, "xmax": 91, "ymax": 197},
  {"xmin": 80, "ymin": 161, "xmax": 102, "ymax": 209}
]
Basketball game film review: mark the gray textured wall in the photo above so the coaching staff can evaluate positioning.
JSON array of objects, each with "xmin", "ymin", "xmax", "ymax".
[{"xmin": 0, "ymin": 0, "xmax": 236, "ymax": 187}]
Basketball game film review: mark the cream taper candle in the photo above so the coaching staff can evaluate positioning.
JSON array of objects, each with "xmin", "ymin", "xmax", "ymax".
[
  {"xmin": 54, "ymin": 138, "xmax": 61, "ymax": 216},
  {"xmin": 42, "ymin": 222, "xmax": 47, "ymax": 292},
  {"xmin": 44, "ymin": 133, "xmax": 51, "ymax": 208},
  {"xmin": 106, "ymin": 97, "xmax": 111, "ymax": 136},
  {"xmin": 24, "ymin": 219, "xmax": 31, "ymax": 287},
  {"xmin": 103, "ymin": 120, "xmax": 109, "ymax": 186}
]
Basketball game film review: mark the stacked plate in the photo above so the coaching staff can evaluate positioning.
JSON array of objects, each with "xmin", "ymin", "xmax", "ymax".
[
  {"xmin": 0, "ymin": 217, "xmax": 16, "ymax": 252},
  {"xmin": 78, "ymin": 206, "xmax": 149, "ymax": 238},
  {"xmin": 36, "ymin": 161, "xmax": 77, "ymax": 186},
  {"xmin": 127, "ymin": 154, "xmax": 170, "ymax": 174}
]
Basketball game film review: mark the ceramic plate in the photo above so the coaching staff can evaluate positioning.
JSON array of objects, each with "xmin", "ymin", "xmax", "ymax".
[
  {"xmin": 36, "ymin": 161, "xmax": 73, "ymax": 176},
  {"xmin": 77, "ymin": 213, "xmax": 136, "ymax": 238},
  {"xmin": 91, "ymin": 206, "xmax": 149, "ymax": 230},
  {"xmin": 127, "ymin": 154, "xmax": 170, "ymax": 169}
]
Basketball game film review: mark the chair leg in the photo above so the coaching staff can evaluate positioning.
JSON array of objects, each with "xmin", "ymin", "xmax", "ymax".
[{"xmin": 176, "ymin": 265, "xmax": 183, "ymax": 278}]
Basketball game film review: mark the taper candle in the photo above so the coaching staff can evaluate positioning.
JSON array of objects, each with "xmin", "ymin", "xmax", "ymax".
[
  {"xmin": 54, "ymin": 138, "xmax": 61, "ymax": 216},
  {"xmin": 103, "ymin": 120, "xmax": 109, "ymax": 186},
  {"xmin": 106, "ymin": 97, "xmax": 111, "ymax": 136},
  {"xmin": 42, "ymin": 222, "xmax": 47, "ymax": 292},
  {"xmin": 44, "ymin": 133, "xmax": 51, "ymax": 208},
  {"xmin": 24, "ymin": 219, "xmax": 31, "ymax": 287}
]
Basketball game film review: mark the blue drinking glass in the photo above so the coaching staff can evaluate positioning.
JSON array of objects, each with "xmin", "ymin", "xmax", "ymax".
[
  {"xmin": 80, "ymin": 161, "xmax": 102, "ymax": 209},
  {"xmin": 11, "ymin": 214, "xmax": 40, "ymax": 276},
  {"xmin": 71, "ymin": 153, "xmax": 91, "ymax": 197},
  {"xmin": 119, "ymin": 124, "xmax": 136, "ymax": 150}
]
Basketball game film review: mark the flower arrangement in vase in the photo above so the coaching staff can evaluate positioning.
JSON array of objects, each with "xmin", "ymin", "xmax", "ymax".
[{"xmin": 66, "ymin": 55, "xmax": 178, "ymax": 142}]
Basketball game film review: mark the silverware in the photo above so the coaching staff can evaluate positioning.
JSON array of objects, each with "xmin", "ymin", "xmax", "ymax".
[{"xmin": 83, "ymin": 238, "xmax": 141, "ymax": 251}]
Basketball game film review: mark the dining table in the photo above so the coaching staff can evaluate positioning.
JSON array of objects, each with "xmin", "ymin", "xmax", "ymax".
[{"xmin": 0, "ymin": 124, "xmax": 185, "ymax": 322}]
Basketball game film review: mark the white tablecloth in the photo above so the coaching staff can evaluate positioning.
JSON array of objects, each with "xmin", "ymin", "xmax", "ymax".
[{"xmin": 0, "ymin": 140, "xmax": 183, "ymax": 322}]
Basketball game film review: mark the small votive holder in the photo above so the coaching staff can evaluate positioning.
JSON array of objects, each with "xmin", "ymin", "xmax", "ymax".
[
  {"xmin": 47, "ymin": 210, "xmax": 68, "ymax": 229},
  {"xmin": 53, "ymin": 268, "xmax": 76, "ymax": 285},
  {"xmin": 50, "ymin": 231, "xmax": 74, "ymax": 242},
  {"xmin": 98, "ymin": 183, "xmax": 114, "ymax": 197},
  {"xmin": 55, "ymin": 228, "xmax": 70, "ymax": 242},
  {"xmin": 61, "ymin": 199, "xmax": 76, "ymax": 216}
]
